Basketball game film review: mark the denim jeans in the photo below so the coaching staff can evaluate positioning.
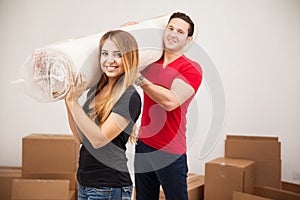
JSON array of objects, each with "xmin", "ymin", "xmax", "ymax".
[
  {"xmin": 134, "ymin": 140, "xmax": 188, "ymax": 200},
  {"xmin": 78, "ymin": 184, "xmax": 133, "ymax": 200}
]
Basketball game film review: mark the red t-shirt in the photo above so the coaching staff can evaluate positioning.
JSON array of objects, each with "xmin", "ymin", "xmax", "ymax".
[{"xmin": 139, "ymin": 55, "xmax": 202, "ymax": 154}]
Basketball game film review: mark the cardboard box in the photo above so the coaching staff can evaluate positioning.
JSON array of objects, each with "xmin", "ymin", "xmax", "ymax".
[
  {"xmin": 22, "ymin": 134, "xmax": 79, "ymax": 190},
  {"xmin": 254, "ymin": 185, "xmax": 300, "ymax": 200},
  {"xmin": 204, "ymin": 157, "xmax": 255, "ymax": 200},
  {"xmin": 282, "ymin": 181, "xmax": 300, "ymax": 194},
  {"xmin": 233, "ymin": 191, "xmax": 273, "ymax": 200},
  {"xmin": 22, "ymin": 134, "xmax": 79, "ymax": 173},
  {"xmin": 225, "ymin": 135, "xmax": 281, "ymax": 188},
  {"xmin": 159, "ymin": 174, "xmax": 204, "ymax": 200},
  {"xmin": 0, "ymin": 167, "xmax": 22, "ymax": 200},
  {"xmin": 11, "ymin": 179, "xmax": 75, "ymax": 200},
  {"xmin": 22, "ymin": 172, "xmax": 77, "ymax": 190}
]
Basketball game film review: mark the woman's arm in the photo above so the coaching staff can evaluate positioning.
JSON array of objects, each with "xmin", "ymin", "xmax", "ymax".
[
  {"xmin": 67, "ymin": 101, "xmax": 129, "ymax": 148},
  {"xmin": 65, "ymin": 100, "xmax": 82, "ymax": 144},
  {"xmin": 65, "ymin": 74, "xmax": 130, "ymax": 149}
]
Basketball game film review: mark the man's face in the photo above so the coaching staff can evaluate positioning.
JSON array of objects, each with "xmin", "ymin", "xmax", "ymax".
[{"xmin": 163, "ymin": 18, "xmax": 192, "ymax": 53}]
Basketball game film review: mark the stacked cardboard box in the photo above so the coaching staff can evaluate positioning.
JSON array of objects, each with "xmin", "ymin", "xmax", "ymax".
[
  {"xmin": 0, "ymin": 167, "xmax": 22, "ymax": 200},
  {"xmin": 205, "ymin": 135, "xmax": 300, "ymax": 200},
  {"xmin": 225, "ymin": 135, "xmax": 281, "ymax": 188},
  {"xmin": 22, "ymin": 134, "xmax": 79, "ymax": 190},
  {"xmin": 204, "ymin": 157, "xmax": 255, "ymax": 200},
  {"xmin": 12, "ymin": 179, "xmax": 75, "ymax": 200},
  {"xmin": 10, "ymin": 134, "xmax": 80, "ymax": 200}
]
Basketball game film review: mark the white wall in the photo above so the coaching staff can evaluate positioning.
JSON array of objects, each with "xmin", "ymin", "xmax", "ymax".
[{"xmin": 1, "ymin": 0, "xmax": 299, "ymax": 184}]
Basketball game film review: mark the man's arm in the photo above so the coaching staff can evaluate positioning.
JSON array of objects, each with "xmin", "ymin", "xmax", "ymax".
[{"xmin": 140, "ymin": 76, "xmax": 195, "ymax": 111}]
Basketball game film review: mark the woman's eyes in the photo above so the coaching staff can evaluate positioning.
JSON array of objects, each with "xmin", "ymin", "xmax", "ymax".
[
  {"xmin": 114, "ymin": 52, "xmax": 122, "ymax": 58},
  {"xmin": 101, "ymin": 51, "xmax": 122, "ymax": 58},
  {"xmin": 101, "ymin": 51, "xmax": 108, "ymax": 56}
]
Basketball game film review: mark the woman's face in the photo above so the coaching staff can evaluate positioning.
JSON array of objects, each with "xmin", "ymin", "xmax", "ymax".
[{"xmin": 100, "ymin": 39, "xmax": 125, "ymax": 81}]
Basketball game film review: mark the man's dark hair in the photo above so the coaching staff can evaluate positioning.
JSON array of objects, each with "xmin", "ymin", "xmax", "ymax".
[{"xmin": 168, "ymin": 12, "xmax": 194, "ymax": 37}]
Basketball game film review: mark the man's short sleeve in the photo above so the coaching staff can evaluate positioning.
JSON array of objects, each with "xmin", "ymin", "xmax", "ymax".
[{"xmin": 180, "ymin": 61, "xmax": 202, "ymax": 92}]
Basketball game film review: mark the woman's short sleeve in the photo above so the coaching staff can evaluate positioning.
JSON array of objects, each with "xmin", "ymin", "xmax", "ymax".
[{"xmin": 112, "ymin": 86, "xmax": 141, "ymax": 123}]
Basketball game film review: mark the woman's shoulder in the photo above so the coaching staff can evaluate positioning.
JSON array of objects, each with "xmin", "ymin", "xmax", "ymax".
[
  {"xmin": 115, "ymin": 85, "xmax": 141, "ymax": 103},
  {"xmin": 125, "ymin": 85, "xmax": 141, "ymax": 101}
]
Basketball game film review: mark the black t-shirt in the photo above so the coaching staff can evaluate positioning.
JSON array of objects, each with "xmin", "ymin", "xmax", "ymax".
[{"xmin": 77, "ymin": 85, "xmax": 141, "ymax": 187}]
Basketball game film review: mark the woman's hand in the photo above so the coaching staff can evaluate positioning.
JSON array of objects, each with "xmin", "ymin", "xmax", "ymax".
[{"xmin": 65, "ymin": 73, "xmax": 87, "ymax": 106}]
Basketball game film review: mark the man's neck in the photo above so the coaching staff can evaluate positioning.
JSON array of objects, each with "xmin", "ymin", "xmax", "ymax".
[{"xmin": 163, "ymin": 50, "xmax": 184, "ymax": 67}]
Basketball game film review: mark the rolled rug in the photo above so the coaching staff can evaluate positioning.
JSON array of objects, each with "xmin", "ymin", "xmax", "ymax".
[{"xmin": 15, "ymin": 14, "xmax": 197, "ymax": 102}]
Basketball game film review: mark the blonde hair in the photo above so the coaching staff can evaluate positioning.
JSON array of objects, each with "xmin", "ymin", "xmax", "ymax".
[{"xmin": 89, "ymin": 30, "xmax": 139, "ymax": 125}]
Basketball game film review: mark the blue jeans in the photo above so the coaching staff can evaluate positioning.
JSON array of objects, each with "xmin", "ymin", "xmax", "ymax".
[
  {"xmin": 78, "ymin": 184, "xmax": 133, "ymax": 200},
  {"xmin": 134, "ymin": 140, "xmax": 188, "ymax": 200}
]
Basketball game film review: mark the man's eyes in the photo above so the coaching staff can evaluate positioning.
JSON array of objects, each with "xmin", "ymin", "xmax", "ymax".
[{"xmin": 167, "ymin": 27, "xmax": 185, "ymax": 35}]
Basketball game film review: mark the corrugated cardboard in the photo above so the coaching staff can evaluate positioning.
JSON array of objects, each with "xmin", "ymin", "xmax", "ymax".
[
  {"xmin": 186, "ymin": 174, "xmax": 205, "ymax": 200},
  {"xmin": 11, "ymin": 179, "xmax": 75, "ymax": 200},
  {"xmin": 22, "ymin": 172, "xmax": 77, "ymax": 190},
  {"xmin": 22, "ymin": 134, "xmax": 79, "ymax": 190},
  {"xmin": 0, "ymin": 167, "xmax": 22, "ymax": 200},
  {"xmin": 204, "ymin": 157, "xmax": 255, "ymax": 200},
  {"xmin": 225, "ymin": 136, "xmax": 280, "ymax": 160},
  {"xmin": 22, "ymin": 134, "xmax": 79, "ymax": 174},
  {"xmin": 254, "ymin": 185, "xmax": 300, "ymax": 200},
  {"xmin": 233, "ymin": 191, "xmax": 273, "ymax": 200},
  {"xmin": 254, "ymin": 160, "xmax": 281, "ymax": 188},
  {"xmin": 225, "ymin": 135, "xmax": 281, "ymax": 188},
  {"xmin": 159, "ymin": 174, "xmax": 204, "ymax": 200},
  {"xmin": 281, "ymin": 181, "xmax": 300, "ymax": 194}
]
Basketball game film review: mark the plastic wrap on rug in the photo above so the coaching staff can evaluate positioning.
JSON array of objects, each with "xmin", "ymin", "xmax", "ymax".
[{"xmin": 14, "ymin": 14, "xmax": 198, "ymax": 102}]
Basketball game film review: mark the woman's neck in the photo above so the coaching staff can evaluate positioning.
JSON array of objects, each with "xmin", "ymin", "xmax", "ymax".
[{"xmin": 107, "ymin": 77, "xmax": 118, "ymax": 88}]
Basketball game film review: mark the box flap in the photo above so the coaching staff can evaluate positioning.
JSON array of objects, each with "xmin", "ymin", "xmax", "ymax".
[
  {"xmin": 225, "ymin": 140, "xmax": 281, "ymax": 160},
  {"xmin": 226, "ymin": 135, "xmax": 278, "ymax": 141},
  {"xmin": 0, "ymin": 168, "xmax": 21, "ymax": 178},
  {"xmin": 187, "ymin": 174, "xmax": 204, "ymax": 190},
  {"xmin": 233, "ymin": 191, "xmax": 273, "ymax": 200},
  {"xmin": 254, "ymin": 185, "xmax": 300, "ymax": 200},
  {"xmin": 208, "ymin": 157, "xmax": 254, "ymax": 168},
  {"xmin": 282, "ymin": 181, "xmax": 300, "ymax": 194},
  {"xmin": 23, "ymin": 134, "xmax": 75, "ymax": 140}
]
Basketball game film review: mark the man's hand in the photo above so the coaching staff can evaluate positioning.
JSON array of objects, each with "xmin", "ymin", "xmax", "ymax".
[{"xmin": 120, "ymin": 21, "xmax": 139, "ymax": 27}]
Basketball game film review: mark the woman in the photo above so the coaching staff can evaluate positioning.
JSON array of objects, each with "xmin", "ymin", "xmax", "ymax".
[{"xmin": 65, "ymin": 30, "xmax": 141, "ymax": 199}]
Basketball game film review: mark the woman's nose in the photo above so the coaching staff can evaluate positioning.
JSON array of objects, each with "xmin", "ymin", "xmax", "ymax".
[{"xmin": 107, "ymin": 56, "xmax": 115, "ymax": 64}]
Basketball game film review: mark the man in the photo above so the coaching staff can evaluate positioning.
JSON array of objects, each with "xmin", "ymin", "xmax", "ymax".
[{"xmin": 134, "ymin": 12, "xmax": 202, "ymax": 200}]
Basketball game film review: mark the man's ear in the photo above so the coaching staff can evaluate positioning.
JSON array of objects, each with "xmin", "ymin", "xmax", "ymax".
[{"xmin": 186, "ymin": 36, "xmax": 193, "ymax": 45}]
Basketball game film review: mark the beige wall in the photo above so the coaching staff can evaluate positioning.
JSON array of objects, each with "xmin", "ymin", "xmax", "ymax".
[{"xmin": 0, "ymin": 0, "xmax": 299, "ymax": 184}]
